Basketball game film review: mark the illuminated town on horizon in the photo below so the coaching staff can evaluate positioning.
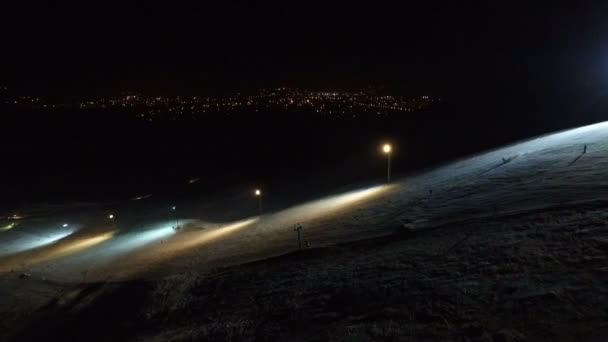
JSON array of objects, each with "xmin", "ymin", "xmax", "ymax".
[{"xmin": 0, "ymin": 86, "xmax": 439, "ymax": 120}]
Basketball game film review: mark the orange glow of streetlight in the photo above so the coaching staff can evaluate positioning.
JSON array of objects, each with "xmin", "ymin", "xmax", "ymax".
[
  {"xmin": 382, "ymin": 143, "xmax": 392, "ymax": 154},
  {"xmin": 381, "ymin": 143, "xmax": 393, "ymax": 183},
  {"xmin": 254, "ymin": 189, "xmax": 263, "ymax": 214}
]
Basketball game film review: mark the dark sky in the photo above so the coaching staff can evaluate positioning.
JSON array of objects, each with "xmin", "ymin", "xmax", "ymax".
[
  {"xmin": 2, "ymin": 1, "xmax": 608, "ymax": 207},
  {"xmin": 1, "ymin": 2, "xmax": 607, "ymax": 98}
]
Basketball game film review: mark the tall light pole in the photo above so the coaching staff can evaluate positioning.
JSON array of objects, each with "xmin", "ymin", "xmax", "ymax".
[
  {"xmin": 171, "ymin": 205, "xmax": 179, "ymax": 230},
  {"xmin": 382, "ymin": 143, "xmax": 392, "ymax": 183},
  {"xmin": 255, "ymin": 189, "xmax": 263, "ymax": 215},
  {"xmin": 108, "ymin": 213, "xmax": 117, "ymax": 229}
]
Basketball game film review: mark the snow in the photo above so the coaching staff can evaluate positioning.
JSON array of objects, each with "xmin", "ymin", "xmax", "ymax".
[
  {"xmin": 401, "ymin": 120, "xmax": 608, "ymax": 223},
  {"xmin": 2, "ymin": 120, "xmax": 608, "ymax": 282}
]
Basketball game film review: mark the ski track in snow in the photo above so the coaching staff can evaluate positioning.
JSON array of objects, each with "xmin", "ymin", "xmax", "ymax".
[{"xmin": 2, "ymin": 121, "xmax": 608, "ymax": 282}]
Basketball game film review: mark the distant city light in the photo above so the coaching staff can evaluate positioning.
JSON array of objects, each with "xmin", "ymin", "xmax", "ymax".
[{"xmin": 10, "ymin": 88, "xmax": 435, "ymax": 118}]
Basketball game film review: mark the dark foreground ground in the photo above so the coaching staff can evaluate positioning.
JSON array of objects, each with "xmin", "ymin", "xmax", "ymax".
[{"xmin": 2, "ymin": 200, "xmax": 608, "ymax": 341}]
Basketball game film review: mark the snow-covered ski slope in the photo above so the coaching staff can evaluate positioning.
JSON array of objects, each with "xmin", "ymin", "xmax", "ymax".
[
  {"xmin": 403, "ymin": 120, "xmax": 608, "ymax": 223},
  {"xmin": 1, "ymin": 120, "xmax": 608, "ymax": 281}
]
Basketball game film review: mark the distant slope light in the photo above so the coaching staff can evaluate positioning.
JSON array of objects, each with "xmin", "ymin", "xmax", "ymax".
[{"xmin": 0, "ymin": 222, "xmax": 17, "ymax": 231}]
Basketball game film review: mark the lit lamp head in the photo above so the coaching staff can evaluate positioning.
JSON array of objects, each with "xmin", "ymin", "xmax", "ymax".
[
  {"xmin": 62, "ymin": 223, "xmax": 69, "ymax": 227},
  {"xmin": 171, "ymin": 206, "xmax": 176, "ymax": 211},
  {"xmin": 108, "ymin": 214, "xmax": 114, "ymax": 220},
  {"xmin": 382, "ymin": 143, "xmax": 392, "ymax": 154},
  {"xmin": 255, "ymin": 189, "xmax": 261, "ymax": 196}
]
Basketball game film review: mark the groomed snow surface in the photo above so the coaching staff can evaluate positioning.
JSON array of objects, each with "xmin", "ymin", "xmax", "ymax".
[{"xmin": 1, "ymin": 121, "xmax": 608, "ymax": 282}]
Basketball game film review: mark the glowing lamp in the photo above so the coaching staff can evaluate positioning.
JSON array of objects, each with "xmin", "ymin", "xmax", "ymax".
[{"xmin": 382, "ymin": 143, "xmax": 392, "ymax": 154}]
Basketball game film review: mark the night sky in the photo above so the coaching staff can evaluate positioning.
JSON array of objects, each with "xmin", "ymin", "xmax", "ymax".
[
  {"xmin": 1, "ymin": 2, "xmax": 607, "ymax": 99},
  {"xmin": 2, "ymin": 2, "xmax": 608, "ymax": 208}
]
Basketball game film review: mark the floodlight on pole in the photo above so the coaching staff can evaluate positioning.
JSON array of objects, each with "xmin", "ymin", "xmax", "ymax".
[
  {"xmin": 382, "ymin": 144, "xmax": 392, "ymax": 154},
  {"xmin": 254, "ymin": 189, "xmax": 263, "ymax": 215},
  {"xmin": 170, "ymin": 206, "xmax": 179, "ymax": 230},
  {"xmin": 382, "ymin": 143, "xmax": 392, "ymax": 183},
  {"xmin": 108, "ymin": 213, "xmax": 117, "ymax": 229}
]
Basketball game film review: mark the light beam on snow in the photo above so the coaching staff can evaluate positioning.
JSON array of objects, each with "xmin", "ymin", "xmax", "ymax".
[
  {"xmin": 0, "ymin": 229, "xmax": 115, "ymax": 271},
  {"xmin": 175, "ymin": 218, "xmax": 258, "ymax": 251},
  {"xmin": 148, "ymin": 218, "xmax": 259, "ymax": 259},
  {"xmin": 268, "ymin": 185, "xmax": 393, "ymax": 225},
  {"xmin": 95, "ymin": 221, "xmax": 184, "ymax": 258},
  {"xmin": 96, "ymin": 218, "xmax": 259, "ymax": 275},
  {"xmin": 48, "ymin": 231, "xmax": 116, "ymax": 257},
  {"xmin": 0, "ymin": 222, "xmax": 18, "ymax": 232},
  {"xmin": 518, "ymin": 120, "xmax": 608, "ymax": 154},
  {"xmin": 195, "ymin": 218, "xmax": 257, "ymax": 243},
  {"xmin": 0, "ymin": 227, "xmax": 76, "ymax": 257}
]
